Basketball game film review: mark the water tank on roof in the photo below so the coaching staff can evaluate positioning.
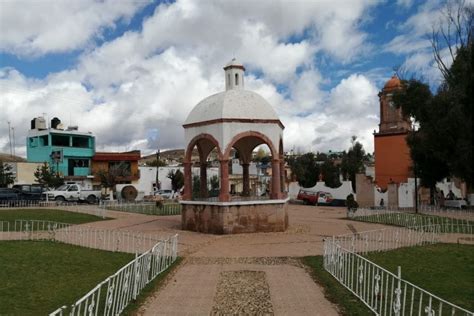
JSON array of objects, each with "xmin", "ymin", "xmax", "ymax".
[
  {"xmin": 51, "ymin": 117, "xmax": 61, "ymax": 129},
  {"xmin": 31, "ymin": 117, "xmax": 47, "ymax": 130}
]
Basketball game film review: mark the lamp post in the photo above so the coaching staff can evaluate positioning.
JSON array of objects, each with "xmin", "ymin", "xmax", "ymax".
[{"xmin": 412, "ymin": 122, "xmax": 418, "ymax": 213}]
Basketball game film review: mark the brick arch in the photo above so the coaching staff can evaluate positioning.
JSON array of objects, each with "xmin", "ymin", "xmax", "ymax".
[
  {"xmin": 185, "ymin": 133, "xmax": 223, "ymax": 163},
  {"xmin": 224, "ymin": 131, "xmax": 278, "ymax": 160}
]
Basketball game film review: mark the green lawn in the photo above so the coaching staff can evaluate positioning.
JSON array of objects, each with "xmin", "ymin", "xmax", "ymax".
[
  {"xmin": 0, "ymin": 209, "xmax": 108, "ymax": 230},
  {"xmin": 366, "ymin": 243, "xmax": 474, "ymax": 311},
  {"xmin": 0, "ymin": 241, "xmax": 134, "ymax": 315},
  {"xmin": 303, "ymin": 243, "xmax": 474, "ymax": 315}
]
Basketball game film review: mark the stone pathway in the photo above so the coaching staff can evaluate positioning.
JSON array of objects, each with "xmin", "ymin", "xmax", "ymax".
[
  {"xmin": 139, "ymin": 259, "xmax": 339, "ymax": 316},
  {"xmin": 127, "ymin": 205, "xmax": 392, "ymax": 315}
]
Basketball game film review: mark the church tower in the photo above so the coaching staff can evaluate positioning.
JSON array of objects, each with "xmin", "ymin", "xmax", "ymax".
[
  {"xmin": 374, "ymin": 75, "xmax": 413, "ymax": 189},
  {"xmin": 378, "ymin": 75, "xmax": 412, "ymax": 133}
]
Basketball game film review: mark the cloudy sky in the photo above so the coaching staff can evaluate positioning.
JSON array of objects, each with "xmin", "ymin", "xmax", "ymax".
[{"xmin": 0, "ymin": 0, "xmax": 459, "ymax": 157}]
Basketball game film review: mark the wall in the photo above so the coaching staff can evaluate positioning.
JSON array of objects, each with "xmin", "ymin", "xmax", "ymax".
[
  {"xmin": 181, "ymin": 202, "xmax": 288, "ymax": 234},
  {"xmin": 8, "ymin": 162, "xmax": 43, "ymax": 185},
  {"xmin": 289, "ymin": 181, "xmax": 354, "ymax": 200},
  {"xmin": 374, "ymin": 133, "xmax": 411, "ymax": 189},
  {"xmin": 137, "ymin": 166, "xmax": 220, "ymax": 196},
  {"xmin": 355, "ymin": 174, "xmax": 375, "ymax": 207}
]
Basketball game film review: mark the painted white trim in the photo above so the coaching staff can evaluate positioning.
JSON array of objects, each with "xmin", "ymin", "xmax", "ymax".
[{"xmin": 179, "ymin": 197, "xmax": 289, "ymax": 206}]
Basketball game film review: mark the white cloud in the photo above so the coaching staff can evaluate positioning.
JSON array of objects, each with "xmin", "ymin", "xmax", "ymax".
[
  {"xmin": 0, "ymin": 0, "xmax": 384, "ymax": 157},
  {"xmin": 0, "ymin": 0, "xmax": 146, "ymax": 56}
]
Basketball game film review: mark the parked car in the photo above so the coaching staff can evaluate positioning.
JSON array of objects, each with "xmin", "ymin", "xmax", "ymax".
[
  {"xmin": 0, "ymin": 188, "xmax": 20, "ymax": 205},
  {"xmin": 44, "ymin": 184, "xmax": 101, "ymax": 204},
  {"xmin": 155, "ymin": 189, "xmax": 173, "ymax": 199},
  {"xmin": 12, "ymin": 184, "xmax": 48, "ymax": 201},
  {"xmin": 297, "ymin": 189, "xmax": 334, "ymax": 206}
]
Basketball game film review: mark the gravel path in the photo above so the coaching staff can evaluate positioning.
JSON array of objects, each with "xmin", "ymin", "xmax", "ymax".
[{"xmin": 211, "ymin": 270, "xmax": 273, "ymax": 315}]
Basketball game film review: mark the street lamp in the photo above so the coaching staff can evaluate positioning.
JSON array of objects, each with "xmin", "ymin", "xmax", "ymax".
[{"xmin": 412, "ymin": 121, "xmax": 418, "ymax": 213}]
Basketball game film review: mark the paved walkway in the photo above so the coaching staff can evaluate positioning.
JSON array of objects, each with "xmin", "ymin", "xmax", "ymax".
[{"xmin": 97, "ymin": 204, "xmax": 388, "ymax": 316}]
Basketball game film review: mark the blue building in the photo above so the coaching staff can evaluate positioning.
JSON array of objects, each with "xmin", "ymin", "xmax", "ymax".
[{"xmin": 26, "ymin": 117, "xmax": 95, "ymax": 178}]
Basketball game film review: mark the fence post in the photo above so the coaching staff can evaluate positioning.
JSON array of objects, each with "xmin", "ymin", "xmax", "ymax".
[{"xmin": 393, "ymin": 266, "xmax": 402, "ymax": 316}]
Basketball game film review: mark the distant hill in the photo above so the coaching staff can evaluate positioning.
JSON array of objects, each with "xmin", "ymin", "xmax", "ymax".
[
  {"xmin": 140, "ymin": 149, "xmax": 187, "ymax": 165},
  {"xmin": 0, "ymin": 153, "xmax": 26, "ymax": 162}
]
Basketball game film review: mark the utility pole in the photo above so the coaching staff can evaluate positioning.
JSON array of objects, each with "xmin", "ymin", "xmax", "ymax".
[
  {"xmin": 11, "ymin": 126, "xmax": 15, "ymax": 157},
  {"xmin": 155, "ymin": 149, "xmax": 160, "ymax": 193},
  {"xmin": 7, "ymin": 121, "xmax": 12, "ymax": 158}
]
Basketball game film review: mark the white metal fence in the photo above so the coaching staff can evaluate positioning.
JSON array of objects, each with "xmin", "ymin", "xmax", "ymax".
[
  {"xmin": 0, "ymin": 200, "xmax": 107, "ymax": 218},
  {"xmin": 100, "ymin": 200, "xmax": 181, "ymax": 216},
  {"xmin": 328, "ymin": 225, "xmax": 441, "ymax": 255},
  {"xmin": 324, "ymin": 234, "xmax": 473, "ymax": 315},
  {"xmin": 0, "ymin": 220, "xmax": 168, "ymax": 253},
  {"xmin": 49, "ymin": 234, "xmax": 178, "ymax": 316},
  {"xmin": 350, "ymin": 208, "xmax": 474, "ymax": 234}
]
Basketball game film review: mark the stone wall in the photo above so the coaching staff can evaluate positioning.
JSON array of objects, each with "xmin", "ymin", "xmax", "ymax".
[
  {"xmin": 181, "ymin": 202, "xmax": 288, "ymax": 234},
  {"xmin": 355, "ymin": 174, "xmax": 375, "ymax": 207}
]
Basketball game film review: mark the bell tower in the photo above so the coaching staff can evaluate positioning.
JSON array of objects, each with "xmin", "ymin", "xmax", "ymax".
[
  {"xmin": 378, "ymin": 75, "xmax": 412, "ymax": 134},
  {"xmin": 374, "ymin": 75, "xmax": 413, "ymax": 189},
  {"xmin": 223, "ymin": 58, "xmax": 245, "ymax": 91}
]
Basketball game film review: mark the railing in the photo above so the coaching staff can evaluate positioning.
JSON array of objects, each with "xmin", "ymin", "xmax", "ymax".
[
  {"xmin": 0, "ymin": 200, "xmax": 106, "ymax": 218},
  {"xmin": 324, "ymin": 237, "xmax": 473, "ymax": 315},
  {"xmin": 100, "ymin": 201, "xmax": 182, "ymax": 216},
  {"xmin": 329, "ymin": 225, "xmax": 441, "ymax": 255},
  {"xmin": 0, "ymin": 220, "xmax": 166, "ymax": 253},
  {"xmin": 350, "ymin": 208, "xmax": 474, "ymax": 234},
  {"xmin": 49, "ymin": 234, "xmax": 178, "ymax": 316}
]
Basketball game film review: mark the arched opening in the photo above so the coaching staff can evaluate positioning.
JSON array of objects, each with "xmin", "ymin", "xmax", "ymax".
[
  {"xmin": 235, "ymin": 73, "xmax": 239, "ymax": 85},
  {"xmin": 223, "ymin": 131, "xmax": 282, "ymax": 200},
  {"xmin": 183, "ymin": 134, "xmax": 222, "ymax": 201}
]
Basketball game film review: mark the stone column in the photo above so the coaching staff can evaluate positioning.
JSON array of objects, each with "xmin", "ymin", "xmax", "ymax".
[
  {"xmin": 242, "ymin": 163, "xmax": 250, "ymax": 196},
  {"xmin": 279, "ymin": 157, "xmax": 285, "ymax": 194},
  {"xmin": 183, "ymin": 162, "xmax": 192, "ymax": 200},
  {"xmin": 219, "ymin": 159, "xmax": 230, "ymax": 202},
  {"xmin": 200, "ymin": 162, "xmax": 208, "ymax": 198},
  {"xmin": 271, "ymin": 159, "xmax": 281, "ymax": 199}
]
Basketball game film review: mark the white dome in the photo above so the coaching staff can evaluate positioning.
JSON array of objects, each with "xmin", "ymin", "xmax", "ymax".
[{"xmin": 184, "ymin": 89, "xmax": 280, "ymax": 125}]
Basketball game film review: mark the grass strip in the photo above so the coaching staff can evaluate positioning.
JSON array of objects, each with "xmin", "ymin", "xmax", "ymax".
[
  {"xmin": 302, "ymin": 256, "xmax": 372, "ymax": 316},
  {"xmin": 0, "ymin": 208, "xmax": 108, "ymax": 230}
]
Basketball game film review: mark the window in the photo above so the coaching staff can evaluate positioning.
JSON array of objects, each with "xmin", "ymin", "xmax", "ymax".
[
  {"xmin": 68, "ymin": 185, "xmax": 78, "ymax": 192},
  {"xmin": 29, "ymin": 137, "xmax": 37, "ymax": 147},
  {"xmin": 72, "ymin": 136, "xmax": 89, "ymax": 148},
  {"xmin": 52, "ymin": 135, "xmax": 69, "ymax": 146},
  {"xmin": 227, "ymin": 74, "xmax": 230, "ymax": 86},
  {"xmin": 235, "ymin": 73, "xmax": 239, "ymax": 85},
  {"xmin": 39, "ymin": 135, "xmax": 49, "ymax": 146}
]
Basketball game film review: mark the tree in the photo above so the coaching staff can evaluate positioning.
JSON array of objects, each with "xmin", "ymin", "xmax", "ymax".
[
  {"xmin": 167, "ymin": 169, "xmax": 184, "ymax": 192},
  {"xmin": 340, "ymin": 137, "xmax": 367, "ymax": 191},
  {"xmin": 392, "ymin": 1, "xmax": 473, "ymax": 193},
  {"xmin": 209, "ymin": 175, "xmax": 220, "ymax": 197},
  {"xmin": 0, "ymin": 160, "xmax": 15, "ymax": 188},
  {"xmin": 192, "ymin": 175, "xmax": 200, "ymax": 198},
  {"xmin": 287, "ymin": 153, "xmax": 319, "ymax": 188},
  {"xmin": 96, "ymin": 162, "xmax": 131, "ymax": 191},
  {"xmin": 34, "ymin": 162, "xmax": 64, "ymax": 188}
]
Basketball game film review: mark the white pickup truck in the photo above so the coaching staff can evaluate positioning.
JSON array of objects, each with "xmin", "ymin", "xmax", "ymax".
[{"xmin": 45, "ymin": 184, "xmax": 101, "ymax": 204}]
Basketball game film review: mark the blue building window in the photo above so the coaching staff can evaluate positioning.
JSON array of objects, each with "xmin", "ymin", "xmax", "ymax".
[{"xmin": 52, "ymin": 135, "xmax": 69, "ymax": 147}]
